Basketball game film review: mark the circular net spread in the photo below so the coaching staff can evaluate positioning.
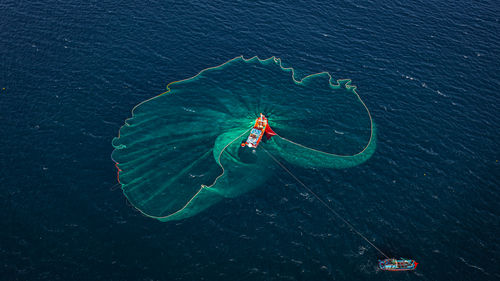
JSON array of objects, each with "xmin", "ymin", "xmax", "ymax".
[{"xmin": 111, "ymin": 56, "xmax": 376, "ymax": 221}]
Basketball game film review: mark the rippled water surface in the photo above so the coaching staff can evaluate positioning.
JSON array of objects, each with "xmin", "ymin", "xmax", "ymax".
[{"xmin": 1, "ymin": 0, "xmax": 499, "ymax": 280}]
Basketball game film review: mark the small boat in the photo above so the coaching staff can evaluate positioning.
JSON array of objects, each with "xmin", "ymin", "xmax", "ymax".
[
  {"xmin": 379, "ymin": 258, "xmax": 418, "ymax": 271},
  {"xmin": 241, "ymin": 113, "xmax": 275, "ymax": 148}
]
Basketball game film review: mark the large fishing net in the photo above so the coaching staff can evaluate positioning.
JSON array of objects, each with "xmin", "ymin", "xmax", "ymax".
[{"xmin": 111, "ymin": 56, "xmax": 376, "ymax": 221}]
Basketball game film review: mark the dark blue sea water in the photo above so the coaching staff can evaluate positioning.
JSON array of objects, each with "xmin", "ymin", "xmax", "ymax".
[{"xmin": 1, "ymin": 0, "xmax": 499, "ymax": 280}]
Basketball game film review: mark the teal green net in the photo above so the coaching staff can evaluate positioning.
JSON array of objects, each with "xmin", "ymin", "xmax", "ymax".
[{"xmin": 111, "ymin": 56, "xmax": 376, "ymax": 221}]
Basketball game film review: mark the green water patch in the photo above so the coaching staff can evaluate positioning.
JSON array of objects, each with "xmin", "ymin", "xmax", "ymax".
[{"xmin": 111, "ymin": 56, "xmax": 376, "ymax": 221}]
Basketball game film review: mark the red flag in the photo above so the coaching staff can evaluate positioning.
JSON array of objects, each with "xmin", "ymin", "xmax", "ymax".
[{"xmin": 264, "ymin": 125, "xmax": 277, "ymax": 140}]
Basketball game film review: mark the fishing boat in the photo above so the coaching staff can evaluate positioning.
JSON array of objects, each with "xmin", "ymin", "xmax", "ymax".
[
  {"xmin": 241, "ymin": 113, "xmax": 275, "ymax": 148},
  {"xmin": 238, "ymin": 114, "xmax": 276, "ymax": 163},
  {"xmin": 379, "ymin": 258, "xmax": 418, "ymax": 271}
]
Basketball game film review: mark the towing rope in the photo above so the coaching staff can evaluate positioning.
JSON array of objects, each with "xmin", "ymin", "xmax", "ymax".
[{"xmin": 263, "ymin": 148, "xmax": 390, "ymax": 259}]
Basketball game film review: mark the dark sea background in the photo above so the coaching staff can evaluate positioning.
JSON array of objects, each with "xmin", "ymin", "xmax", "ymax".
[{"xmin": 1, "ymin": 0, "xmax": 499, "ymax": 280}]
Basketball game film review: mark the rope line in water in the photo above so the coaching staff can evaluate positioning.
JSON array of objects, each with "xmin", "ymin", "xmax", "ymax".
[{"xmin": 263, "ymin": 148, "xmax": 390, "ymax": 259}]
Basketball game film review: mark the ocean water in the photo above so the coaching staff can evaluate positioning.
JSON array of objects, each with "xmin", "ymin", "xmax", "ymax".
[{"xmin": 1, "ymin": 0, "xmax": 499, "ymax": 280}]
